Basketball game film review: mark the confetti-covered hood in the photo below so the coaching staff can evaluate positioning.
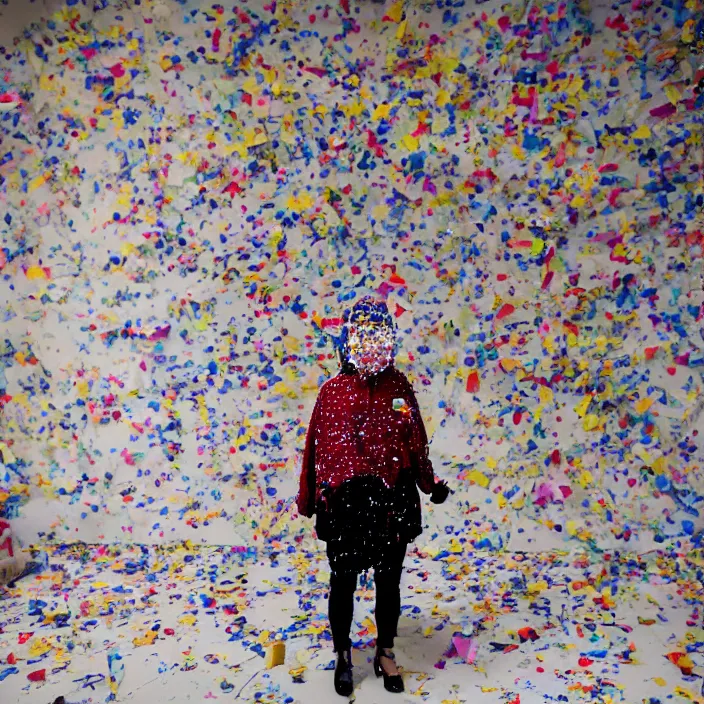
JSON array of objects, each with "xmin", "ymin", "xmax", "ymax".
[{"xmin": 339, "ymin": 297, "xmax": 397, "ymax": 376}]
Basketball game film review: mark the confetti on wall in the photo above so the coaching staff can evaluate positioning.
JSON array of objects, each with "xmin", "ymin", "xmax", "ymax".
[{"xmin": 0, "ymin": 0, "xmax": 703, "ymax": 553}]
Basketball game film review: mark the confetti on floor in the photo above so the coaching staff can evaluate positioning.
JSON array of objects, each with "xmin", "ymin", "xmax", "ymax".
[{"xmin": 2, "ymin": 544, "xmax": 704, "ymax": 703}]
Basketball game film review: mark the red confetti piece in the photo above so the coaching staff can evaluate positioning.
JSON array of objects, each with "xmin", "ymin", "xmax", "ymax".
[
  {"xmin": 554, "ymin": 142, "xmax": 566, "ymax": 167},
  {"xmin": 605, "ymin": 14, "xmax": 628, "ymax": 31},
  {"xmin": 303, "ymin": 66, "xmax": 326, "ymax": 78},
  {"xmin": 496, "ymin": 303, "xmax": 515, "ymax": 320},
  {"xmin": 517, "ymin": 627, "xmax": 539, "ymax": 642},
  {"xmin": 650, "ymin": 103, "xmax": 676, "ymax": 119},
  {"xmin": 223, "ymin": 182, "xmax": 242, "ymax": 198},
  {"xmin": 546, "ymin": 60, "xmax": 560, "ymax": 77},
  {"xmin": 388, "ymin": 273, "xmax": 407, "ymax": 285}
]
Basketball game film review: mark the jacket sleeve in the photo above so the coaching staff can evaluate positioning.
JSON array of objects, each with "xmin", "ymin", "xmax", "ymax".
[
  {"xmin": 296, "ymin": 391, "xmax": 323, "ymax": 517},
  {"xmin": 403, "ymin": 376, "xmax": 436, "ymax": 495}
]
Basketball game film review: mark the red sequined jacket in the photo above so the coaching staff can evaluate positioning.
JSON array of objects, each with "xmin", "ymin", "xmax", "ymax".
[{"xmin": 296, "ymin": 366, "xmax": 437, "ymax": 518}]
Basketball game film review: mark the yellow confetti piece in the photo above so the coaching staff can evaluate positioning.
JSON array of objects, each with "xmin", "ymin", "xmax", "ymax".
[
  {"xmin": 241, "ymin": 76, "xmax": 261, "ymax": 95},
  {"xmin": 673, "ymin": 686, "xmax": 703, "ymax": 702},
  {"xmin": 663, "ymin": 84, "xmax": 681, "ymax": 105},
  {"xmin": 396, "ymin": 18, "xmax": 407, "ymax": 40},
  {"xmin": 286, "ymin": 192, "xmax": 314, "ymax": 212},
  {"xmin": 28, "ymin": 172, "xmax": 51, "ymax": 192},
  {"xmin": 682, "ymin": 18, "xmax": 695, "ymax": 43},
  {"xmin": 500, "ymin": 358, "xmax": 521, "ymax": 372},
  {"xmin": 120, "ymin": 242, "xmax": 138, "ymax": 257},
  {"xmin": 29, "ymin": 638, "xmax": 53, "ymax": 657},
  {"xmin": 575, "ymin": 396, "xmax": 591, "ymax": 418},
  {"xmin": 25, "ymin": 265, "xmax": 48, "ymax": 280},
  {"xmin": 582, "ymin": 414, "xmax": 600, "ymax": 431},
  {"xmin": 436, "ymin": 88, "xmax": 451, "ymax": 107},
  {"xmin": 531, "ymin": 238, "xmax": 545, "ymax": 255},
  {"xmin": 511, "ymin": 144, "xmax": 526, "ymax": 160},
  {"xmin": 133, "ymin": 630, "xmax": 158, "ymax": 647},
  {"xmin": 676, "ymin": 653, "xmax": 696, "ymax": 671},
  {"xmin": 578, "ymin": 471, "xmax": 594, "ymax": 488},
  {"xmin": 401, "ymin": 133, "xmax": 419, "ymax": 151},
  {"xmin": 39, "ymin": 74, "xmax": 55, "ymax": 91},
  {"xmin": 467, "ymin": 470, "xmax": 490, "ymax": 488},
  {"xmin": 634, "ymin": 397, "xmax": 653, "ymax": 414},
  {"xmin": 538, "ymin": 386, "xmax": 553, "ymax": 405},
  {"xmin": 384, "ymin": 1, "xmax": 404, "ymax": 22},
  {"xmin": 243, "ymin": 129, "xmax": 268, "ymax": 148},
  {"xmin": 0, "ymin": 442, "xmax": 15, "ymax": 464},
  {"xmin": 371, "ymin": 103, "xmax": 392, "ymax": 120},
  {"xmin": 632, "ymin": 124, "xmax": 651, "ymax": 139}
]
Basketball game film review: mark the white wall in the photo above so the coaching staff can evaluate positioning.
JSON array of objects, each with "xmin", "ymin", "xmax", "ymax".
[{"xmin": 1, "ymin": 0, "xmax": 702, "ymax": 553}]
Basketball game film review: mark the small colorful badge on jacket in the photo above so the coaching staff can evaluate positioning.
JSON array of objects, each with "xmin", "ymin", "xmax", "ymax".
[{"xmin": 392, "ymin": 398, "xmax": 411, "ymax": 414}]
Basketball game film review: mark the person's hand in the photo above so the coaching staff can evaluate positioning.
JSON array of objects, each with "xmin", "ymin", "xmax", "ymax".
[{"xmin": 430, "ymin": 480, "xmax": 450, "ymax": 504}]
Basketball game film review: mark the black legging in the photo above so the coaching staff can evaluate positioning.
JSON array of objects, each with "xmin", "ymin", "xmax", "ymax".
[{"xmin": 328, "ymin": 543, "xmax": 406, "ymax": 652}]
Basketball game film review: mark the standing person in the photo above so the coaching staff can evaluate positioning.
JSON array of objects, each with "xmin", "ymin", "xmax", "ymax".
[{"xmin": 296, "ymin": 296, "xmax": 449, "ymax": 696}]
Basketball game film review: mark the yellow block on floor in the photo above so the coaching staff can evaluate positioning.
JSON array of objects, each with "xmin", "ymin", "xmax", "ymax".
[{"xmin": 265, "ymin": 641, "xmax": 285, "ymax": 669}]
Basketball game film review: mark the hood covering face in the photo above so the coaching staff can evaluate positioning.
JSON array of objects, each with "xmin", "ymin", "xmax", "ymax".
[{"xmin": 341, "ymin": 296, "xmax": 397, "ymax": 376}]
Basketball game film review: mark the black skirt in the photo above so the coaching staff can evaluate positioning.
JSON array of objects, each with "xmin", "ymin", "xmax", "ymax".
[{"xmin": 315, "ymin": 472, "xmax": 422, "ymax": 574}]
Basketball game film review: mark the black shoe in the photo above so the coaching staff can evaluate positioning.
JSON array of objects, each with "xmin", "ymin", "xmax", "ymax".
[
  {"xmin": 334, "ymin": 648, "xmax": 353, "ymax": 697},
  {"xmin": 374, "ymin": 649, "xmax": 404, "ymax": 693}
]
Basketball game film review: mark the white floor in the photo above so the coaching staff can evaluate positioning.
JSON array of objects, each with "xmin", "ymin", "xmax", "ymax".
[{"xmin": 1, "ymin": 544, "xmax": 702, "ymax": 704}]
